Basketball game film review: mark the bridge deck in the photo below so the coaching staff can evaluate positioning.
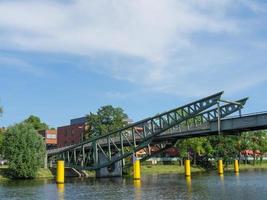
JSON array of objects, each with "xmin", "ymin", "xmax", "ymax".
[
  {"xmin": 156, "ymin": 112, "xmax": 267, "ymax": 141},
  {"xmin": 48, "ymin": 112, "xmax": 267, "ymax": 155}
]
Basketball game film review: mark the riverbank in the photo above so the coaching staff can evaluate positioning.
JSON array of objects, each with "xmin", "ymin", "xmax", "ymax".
[
  {"xmin": 225, "ymin": 162, "xmax": 267, "ymax": 171},
  {"xmin": 134, "ymin": 163, "xmax": 267, "ymax": 176},
  {"xmin": 141, "ymin": 164, "xmax": 205, "ymax": 175},
  {"xmin": 1, "ymin": 163, "xmax": 267, "ymax": 181},
  {"xmin": 0, "ymin": 166, "xmax": 53, "ymax": 180}
]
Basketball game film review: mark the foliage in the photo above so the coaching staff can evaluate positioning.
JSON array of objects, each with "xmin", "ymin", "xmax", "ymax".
[
  {"xmin": 208, "ymin": 135, "xmax": 239, "ymax": 165},
  {"xmin": 176, "ymin": 137, "xmax": 213, "ymax": 165},
  {"xmin": 0, "ymin": 129, "xmax": 4, "ymax": 154},
  {"xmin": 0, "ymin": 105, "xmax": 3, "ymax": 154},
  {"xmin": 175, "ymin": 130, "xmax": 267, "ymax": 168},
  {"xmin": 24, "ymin": 115, "xmax": 49, "ymax": 131},
  {"xmin": 85, "ymin": 105, "xmax": 128, "ymax": 139},
  {"xmin": 2, "ymin": 123, "xmax": 46, "ymax": 179}
]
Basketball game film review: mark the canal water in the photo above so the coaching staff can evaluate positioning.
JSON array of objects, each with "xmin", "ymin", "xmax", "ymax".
[{"xmin": 1, "ymin": 170, "xmax": 267, "ymax": 200}]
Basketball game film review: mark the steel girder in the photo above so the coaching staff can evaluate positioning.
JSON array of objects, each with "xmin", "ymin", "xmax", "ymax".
[
  {"xmin": 137, "ymin": 98, "xmax": 248, "ymax": 163},
  {"xmin": 48, "ymin": 92, "xmax": 224, "ymax": 170},
  {"xmin": 163, "ymin": 97, "xmax": 248, "ymax": 135}
]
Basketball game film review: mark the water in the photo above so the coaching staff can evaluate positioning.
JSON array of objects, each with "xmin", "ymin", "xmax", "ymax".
[{"xmin": 1, "ymin": 170, "xmax": 267, "ymax": 200}]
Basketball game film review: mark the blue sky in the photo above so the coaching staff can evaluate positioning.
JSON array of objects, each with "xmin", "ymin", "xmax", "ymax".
[{"xmin": 0, "ymin": 0, "xmax": 267, "ymax": 128}]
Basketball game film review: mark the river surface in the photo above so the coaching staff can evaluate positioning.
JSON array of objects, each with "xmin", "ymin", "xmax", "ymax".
[{"xmin": 1, "ymin": 170, "xmax": 267, "ymax": 200}]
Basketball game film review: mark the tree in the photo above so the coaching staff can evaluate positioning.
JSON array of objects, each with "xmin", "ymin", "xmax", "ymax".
[
  {"xmin": 176, "ymin": 137, "xmax": 212, "ymax": 165},
  {"xmin": 0, "ymin": 129, "xmax": 3, "ymax": 155},
  {"xmin": 85, "ymin": 105, "xmax": 128, "ymax": 139},
  {"xmin": 2, "ymin": 123, "xmax": 46, "ymax": 178},
  {"xmin": 246, "ymin": 131, "xmax": 267, "ymax": 165},
  {"xmin": 0, "ymin": 105, "xmax": 3, "ymax": 154},
  {"xmin": 24, "ymin": 115, "xmax": 49, "ymax": 131},
  {"xmin": 208, "ymin": 135, "xmax": 239, "ymax": 166}
]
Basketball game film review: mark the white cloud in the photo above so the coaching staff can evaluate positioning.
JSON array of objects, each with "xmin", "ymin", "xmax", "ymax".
[
  {"xmin": 0, "ymin": 0, "xmax": 266, "ymax": 96},
  {"xmin": 0, "ymin": 56, "xmax": 46, "ymax": 76}
]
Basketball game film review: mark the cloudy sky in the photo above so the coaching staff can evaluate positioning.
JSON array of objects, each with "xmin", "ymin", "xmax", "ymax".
[{"xmin": 0, "ymin": 0, "xmax": 267, "ymax": 127}]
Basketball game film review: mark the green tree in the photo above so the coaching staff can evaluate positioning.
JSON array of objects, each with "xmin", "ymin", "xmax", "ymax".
[
  {"xmin": 176, "ymin": 137, "xmax": 212, "ymax": 165},
  {"xmin": 0, "ymin": 129, "xmax": 3, "ymax": 154},
  {"xmin": 0, "ymin": 105, "xmax": 3, "ymax": 154},
  {"xmin": 2, "ymin": 123, "xmax": 46, "ymax": 178},
  {"xmin": 85, "ymin": 105, "xmax": 128, "ymax": 139},
  {"xmin": 208, "ymin": 135, "xmax": 239, "ymax": 166},
  {"xmin": 247, "ymin": 131, "xmax": 267, "ymax": 165},
  {"xmin": 24, "ymin": 115, "xmax": 49, "ymax": 131}
]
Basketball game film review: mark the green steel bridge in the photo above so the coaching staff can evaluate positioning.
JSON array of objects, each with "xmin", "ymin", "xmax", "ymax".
[{"xmin": 47, "ymin": 91, "xmax": 267, "ymax": 176}]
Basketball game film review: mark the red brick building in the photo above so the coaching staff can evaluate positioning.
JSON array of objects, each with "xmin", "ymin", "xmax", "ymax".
[
  {"xmin": 57, "ymin": 123, "xmax": 85, "ymax": 148},
  {"xmin": 38, "ymin": 129, "xmax": 57, "ymax": 149}
]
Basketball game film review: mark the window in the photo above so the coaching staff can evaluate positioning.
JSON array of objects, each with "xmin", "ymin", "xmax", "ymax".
[{"xmin": 46, "ymin": 134, "xmax": 56, "ymax": 139}]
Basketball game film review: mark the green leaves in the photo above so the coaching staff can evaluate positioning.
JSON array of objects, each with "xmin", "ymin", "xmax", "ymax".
[
  {"xmin": 24, "ymin": 115, "xmax": 49, "ymax": 131},
  {"xmin": 85, "ymin": 105, "xmax": 128, "ymax": 139},
  {"xmin": 176, "ymin": 130, "xmax": 267, "ymax": 168},
  {"xmin": 2, "ymin": 123, "xmax": 46, "ymax": 178}
]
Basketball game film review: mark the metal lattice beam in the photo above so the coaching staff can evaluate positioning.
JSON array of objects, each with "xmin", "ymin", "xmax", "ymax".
[{"xmin": 48, "ymin": 92, "xmax": 224, "ymax": 170}]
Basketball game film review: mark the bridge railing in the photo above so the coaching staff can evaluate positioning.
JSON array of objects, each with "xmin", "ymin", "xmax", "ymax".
[
  {"xmin": 48, "ymin": 94, "xmax": 251, "ymax": 170},
  {"xmin": 48, "ymin": 92, "xmax": 225, "ymax": 170}
]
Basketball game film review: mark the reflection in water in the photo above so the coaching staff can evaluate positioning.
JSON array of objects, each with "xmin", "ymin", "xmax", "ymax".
[
  {"xmin": 235, "ymin": 172, "xmax": 240, "ymax": 185},
  {"xmin": 185, "ymin": 177, "xmax": 192, "ymax": 192},
  {"xmin": 134, "ymin": 180, "xmax": 142, "ymax": 200},
  {"xmin": 1, "ymin": 171, "xmax": 267, "ymax": 200},
  {"xmin": 185, "ymin": 177, "xmax": 192, "ymax": 200},
  {"xmin": 219, "ymin": 174, "xmax": 224, "ymax": 184},
  {"xmin": 57, "ymin": 184, "xmax": 64, "ymax": 200}
]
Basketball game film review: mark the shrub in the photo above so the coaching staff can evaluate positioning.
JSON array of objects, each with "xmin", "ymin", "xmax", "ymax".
[{"xmin": 2, "ymin": 123, "xmax": 45, "ymax": 178}]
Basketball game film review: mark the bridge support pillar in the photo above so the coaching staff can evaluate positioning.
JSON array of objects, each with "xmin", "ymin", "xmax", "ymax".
[
  {"xmin": 218, "ymin": 159, "xmax": 223, "ymax": 175},
  {"xmin": 96, "ymin": 153, "xmax": 122, "ymax": 178},
  {"xmin": 133, "ymin": 159, "xmax": 141, "ymax": 180},
  {"xmin": 56, "ymin": 160, "xmax": 65, "ymax": 184},
  {"xmin": 44, "ymin": 153, "xmax": 48, "ymax": 169},
  {"xmin": 184, "ymin": 159, "xmax": 191, "ymax": 177},
  {"xmin": 234, "ymin": 160, "xmax": 239, "ymax": 173}
]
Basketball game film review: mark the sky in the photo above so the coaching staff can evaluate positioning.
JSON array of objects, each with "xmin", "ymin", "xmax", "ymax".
[{"xmin": 0, "ymin": 0, "xmax": 267, "ymax": 128}]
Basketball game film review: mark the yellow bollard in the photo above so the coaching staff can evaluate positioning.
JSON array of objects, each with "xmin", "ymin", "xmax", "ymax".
[
  {"xmin": 218, "ymin": 159, "xmax": 223, "ymax": 175},
  {"xmin": 133, "ymin": 159, "xmax": 141, "ymax": 180},
  {"xmin": 184, "ymin": 159, "xmax": 191, "ymax": 177},
  {"xmin": 234, "ymin": 160, "xmax": 239, "ymax": 173},
  {"xmin": 56, "ymin": 160, "xmax": 65, "ymax": 184}
]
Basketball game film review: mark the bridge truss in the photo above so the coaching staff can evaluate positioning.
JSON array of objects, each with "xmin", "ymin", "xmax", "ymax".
[{"xmin": 47, "ymin": 92, "xmax": 248, "ymax": 170}]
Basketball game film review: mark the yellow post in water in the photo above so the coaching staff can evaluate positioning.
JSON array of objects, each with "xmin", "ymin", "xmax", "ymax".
[
  {"xmin": 133, "ymin": 159, "xmax": 141, "ymax": 180},
  {"xmin": 234, "ymin": 160, "xmax": 239, "ymax": 173},
  {"xmin": 218, "ymin": 159, "xmax": 223, "ymax": 175},
  {"xmin": 184, "ymin": 159, "xmax": 191, "ymax": 177},
  {"xmin": 56, "ymin": 160, "xmax": 65, "ymax": 184}
]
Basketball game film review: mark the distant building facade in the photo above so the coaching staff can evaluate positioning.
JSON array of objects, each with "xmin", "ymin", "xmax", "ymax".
[
  {"xmin": 56, "ymin": 116, "xmax": 133, "ymax": 148},
  {"xmin": 38, "ymin": 129, "xmax": 57, "ymax": 149},
  {"xmin": 70, "ymin": 117, "xmax": 87, "ymax": 125},
  {"xmin": 57, "ymin": 120, "xmax": 86, "ymax": 148}
]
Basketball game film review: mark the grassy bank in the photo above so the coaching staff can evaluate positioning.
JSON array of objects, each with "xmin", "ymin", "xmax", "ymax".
[
  {"xmin": 2, "ymin": 163, "xmax": 267, "ymax": 180},
  {"xmin": 141, "ymin": 164, "xmax": 205, "ymax": 175},
  {"xmin": 133, "ymin": 162, "xmax": 267, "ymax": 176},
  {"xmin": 0, "ymin": 166, "xmax": 54, "ymax": 180},
  {"xmin": 0, "ymin": 165, "xmax": 8, "ymax": 180},
  {"xmin": 36, "ymin": 168, "xmax": 54, "ymax": 178},
  {"xmin": 225, "ymin": 163, "xmax": 267, "ymax": 171}
]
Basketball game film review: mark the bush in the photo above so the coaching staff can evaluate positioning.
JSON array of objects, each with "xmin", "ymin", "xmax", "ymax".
[{"xmin": 2, "ymin": 123, "xmax": 45, "ymax": 179}]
